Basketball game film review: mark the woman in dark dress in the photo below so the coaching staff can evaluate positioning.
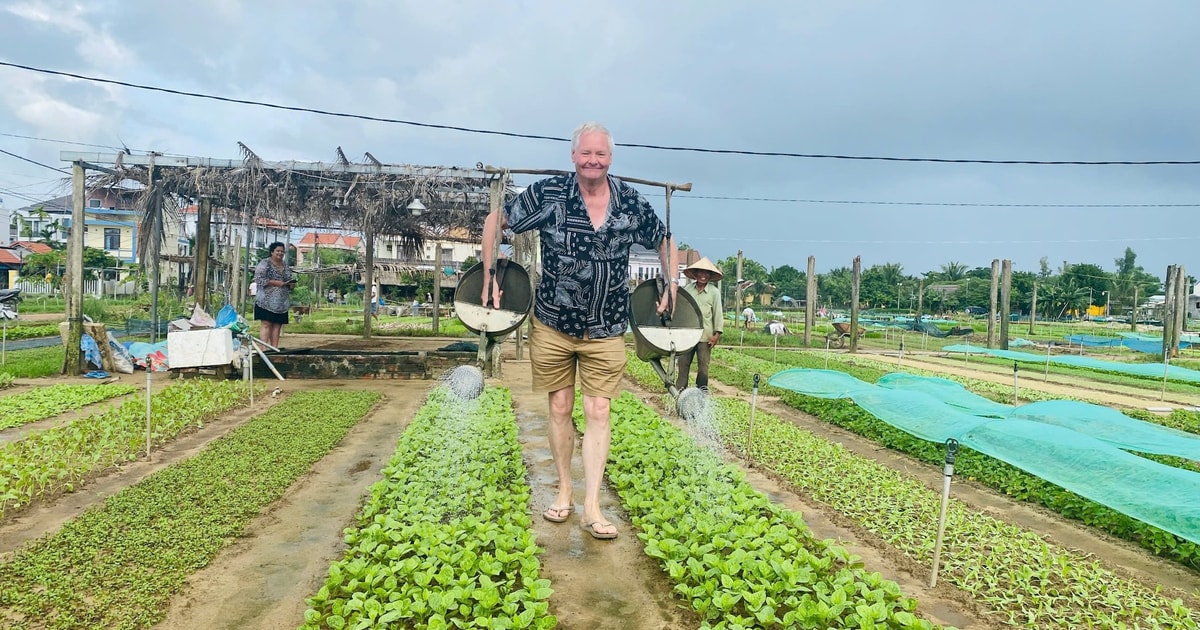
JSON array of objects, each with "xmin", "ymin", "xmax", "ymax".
[{"xmin": 253, "ymin": 242, "xmax": 294, "ymax": 347}]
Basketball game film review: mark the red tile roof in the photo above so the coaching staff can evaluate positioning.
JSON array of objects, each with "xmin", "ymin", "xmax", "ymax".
[
  {"xmin": 297, "ymin": 232, "xmax": 356, "ymax": 247},
  {"xmin": 11, "ymin": 241, "xmax": 53, "ymax": 254},
  {"xmin": 0, "ymin": 248, "xmax": 21, "ymax": 265}
]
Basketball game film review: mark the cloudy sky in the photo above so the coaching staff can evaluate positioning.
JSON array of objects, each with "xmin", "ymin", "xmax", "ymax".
[{"xmin": 1, "ymin": 1, "xmax": 1197, "ymax": 279}]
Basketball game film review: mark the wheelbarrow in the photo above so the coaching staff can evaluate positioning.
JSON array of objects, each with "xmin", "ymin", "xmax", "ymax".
[
  {"xmin": 628, "ymin": 278, "xmax": 708, "ymax": 419},
  {"xmin": 825, "ymin": 321, "xmax": 865, "ymax": 349}
]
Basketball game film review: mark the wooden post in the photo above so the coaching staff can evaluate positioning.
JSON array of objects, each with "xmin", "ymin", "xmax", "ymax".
[
  {"xmin": 1173, "ymin": 265, "xmax": 1187, "ymax": 359},
  {"xmin": 363, "ymin": 228, "xmax": 375, "ymax": 337},
  {"xmin": 999, "ymin": 260, "xmax": 1012, "ymax": 350},
  {"xmin": 229, "ymin": 220, "xmax": 243, "ymax": 312},
  {"xmin": 1028, "ymin": 283, "xmax": 1038, "ymax": 336},
  {"xmin": 1130, "ymin": 286, "xmax": 1138, "ymax": 332},
  {"xmin": 65, "ymin": 162, "xmax": 86, "ymax": 376},
  {"xmin": 1163, "ymin": 265, "xmax": 1177, "ymax": 358},
  {"xmin": 987, "ymin": 259, "xmax": 1000, "ymax": 349},
  {"xmin": 849, "ymin": 256, "xmax": 861, "ymax": 354},
  {"xmin": 916, "ymin": 277, "xmax": 925, "ymax": 321},
  {"xmin": 804, "ymin": 256, "xmax": 816, "ymax": 346},
  {"xmin": 194, "ymin": 197, "xmax": 212, "ymax": 309},
  {"xmin": 147, "ymin": 157, "xmax": 161, "ymax": 343},
  {"xmin": 432, "ymin": 245, "xmax": 443, "ymax": 334},
  {"xmin": 735, "ymin": 250, "xmax": 744, "ymax": 327}
]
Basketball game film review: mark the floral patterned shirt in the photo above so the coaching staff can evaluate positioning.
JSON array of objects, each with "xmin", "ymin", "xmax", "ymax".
[
  {"xmin": 506, "ymin": 173, "xmax": 667, "ymax": 339},
  {"xmin": 253, "ymin": 259, "xmax": 294, "ymax": 314}
]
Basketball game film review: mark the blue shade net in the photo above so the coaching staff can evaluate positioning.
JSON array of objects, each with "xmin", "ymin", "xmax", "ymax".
[{"xmin": 767, "ymin": 368, "xmax": 1200, "ymax": 545}]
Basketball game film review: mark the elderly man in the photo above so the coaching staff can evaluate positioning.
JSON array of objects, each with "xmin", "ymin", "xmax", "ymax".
[
  {"xmin": 675, "ymin": 257, "xmax": 724, "ymax": 392},
  {"xmin": 481, "ymin": 122, "xmax": 676, "ymax": 540}
]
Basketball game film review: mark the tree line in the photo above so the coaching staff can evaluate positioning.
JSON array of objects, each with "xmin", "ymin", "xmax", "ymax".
[{"xmin": 703, "ymin": 246, "xmax": 1180, "ymax": 320}]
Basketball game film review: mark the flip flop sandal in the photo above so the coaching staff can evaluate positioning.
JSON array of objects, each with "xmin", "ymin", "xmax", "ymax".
[
  {"xmin": 581, "ymin": 520, "xmax": 618, "ymax": 540},
  {"xmin": 542, "ymin": 505, "xmax": 574, "ymax": 523}
]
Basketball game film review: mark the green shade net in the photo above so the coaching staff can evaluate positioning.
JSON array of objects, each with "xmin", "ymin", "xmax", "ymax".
[
  {"xmin": 942, "ymin": 344, "xmax": 1200, "ymax": 384},
  {"xmin": 767, "ymin": 368, "xmax": 1200, "ymax": 545},
  {"xmin": 877, "ymin": 373, "xmax": 1013, "ymax": 417}
]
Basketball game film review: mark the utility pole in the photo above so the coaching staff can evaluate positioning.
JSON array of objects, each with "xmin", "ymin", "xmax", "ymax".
[
  {"xmin": 849, "ymin": 256, "xmax": 861, "ymax": 353},
  {"xmin": 735, "ymin": 250, "xmax": 744, "ymax": 327},
  {"xmin": 987, "ymin": 259, "xmax": 999, "ymax": 349}
]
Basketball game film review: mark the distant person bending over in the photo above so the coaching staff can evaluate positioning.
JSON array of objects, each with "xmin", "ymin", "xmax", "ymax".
[
  {"xmin": 742, "ymin": 306, "xmax": 755, "ymax": 330},
  {"xmin": 675, "ymin": 257, "xmax": 724, "ymax": 392},
  {"xmin": 481, "ymin": 122, "xmax": 676, "ymax": 540},
  {"xmin": 253, "ymin": 241, "xmax": 295, "ymax": 348}
]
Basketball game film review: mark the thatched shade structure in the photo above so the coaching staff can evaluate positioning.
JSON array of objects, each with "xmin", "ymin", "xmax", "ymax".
[{"xmin": 57, "ymin": 146, "xmax": 509, "ymax": 374}]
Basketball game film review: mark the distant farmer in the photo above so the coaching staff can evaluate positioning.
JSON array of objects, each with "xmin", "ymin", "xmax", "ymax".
[
  {"xmin": 765, "ymin": 320, "xmax": 788, "ymax": 335},
  {"xmin": 676, "ymin": 257, "xmax": 724, "ymax": 392},
  {"xmin": 481, "ymin": 121, "xmax": 676, "ymax": 541},
  {"xmin": 742, "ymin": 306, "xmax": 755, "ymax": 329}
]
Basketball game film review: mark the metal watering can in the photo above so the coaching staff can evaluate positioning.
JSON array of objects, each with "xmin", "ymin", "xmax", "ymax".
[
  {"xmin": 448, "ymin": 259, "xmax": 533, "ymax": 399},
  {"xmin": 628, "ymin": 278, "xmax": 708, "ymax": 419}
]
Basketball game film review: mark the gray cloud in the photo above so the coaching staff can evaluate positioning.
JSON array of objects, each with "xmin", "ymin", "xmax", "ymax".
[{"xmin": 1, "ymin": 0, "xmax": 1197, "ymax": 278}]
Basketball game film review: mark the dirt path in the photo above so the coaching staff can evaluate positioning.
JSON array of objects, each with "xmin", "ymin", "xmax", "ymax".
[
  {"xmin": 156, "ymin": 380, "xmax": 428, "ymax": 630},
  {"xmin": 501, "ymin": 361, "xmax": 699, "ymax": 630}
]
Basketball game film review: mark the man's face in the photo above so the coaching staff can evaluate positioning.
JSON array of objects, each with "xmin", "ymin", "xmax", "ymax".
[
  {"xmin": 571, "ymin": 132, "xmax": 612, "ymax": 181},
  {"xmin": 693, "ymin": 270, "xmax": 712, "ymax": 286}
]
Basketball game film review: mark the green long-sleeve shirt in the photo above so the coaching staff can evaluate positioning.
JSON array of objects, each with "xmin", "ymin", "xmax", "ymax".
[{"xmin": 684, "ymin": 281, "xmax": 724, "ymax": 340}]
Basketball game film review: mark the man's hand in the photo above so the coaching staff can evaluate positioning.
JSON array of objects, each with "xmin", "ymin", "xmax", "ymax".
[
  {"xmin": 481, "ymin": 274, "xmax": 503, "ymax": 309},
  {"xmin": 708, "ymin": 333, "xmax": 720, "ymax": 348},
  {"xmin": 655, "ymin": 281, "xmax": 677, "ymax": 317}
]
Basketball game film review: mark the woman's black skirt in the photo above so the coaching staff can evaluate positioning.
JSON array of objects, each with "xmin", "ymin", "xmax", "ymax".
[{"xmin": 254, "ymin": 304, "xmax": 289, "ymax": 324}]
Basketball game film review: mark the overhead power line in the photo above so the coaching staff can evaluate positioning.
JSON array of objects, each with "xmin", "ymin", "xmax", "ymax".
[
  {"xmin": 0, "ymin": 147, "xmax": 69, "ymax": 174},
  {"xmin": 0, "ymin": 131, "xmax": 127, "ymax": 151},
  {"xmin": 3, "ymin": 60, "xmax": 1200, "ymax": 166},
  {"xmin": 680, "ymin": 235, "xmax": 1198, "ymax": 245},
  {"xmin": 681, "ymin": 195, "xmax": 1200, "ymax": 208}
]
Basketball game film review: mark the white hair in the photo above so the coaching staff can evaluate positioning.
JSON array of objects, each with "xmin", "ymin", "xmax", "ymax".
[{"xmin": 571, "ymin": 122, "xmax": 614, "ymax": 153}]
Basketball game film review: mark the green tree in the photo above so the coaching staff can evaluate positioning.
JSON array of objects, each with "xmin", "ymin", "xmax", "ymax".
[
  {"xmin": 936, "ymin": 261, "xmax": 968, "ymax": 281},
  {"xmin": 767, "ymin": 264, "xmax": 806, "ymax": 303}
]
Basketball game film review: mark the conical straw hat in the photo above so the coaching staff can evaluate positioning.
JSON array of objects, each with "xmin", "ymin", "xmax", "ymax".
[{"xmin": 683, "ymin": 257, "xmax": 724, "ymax": 281}]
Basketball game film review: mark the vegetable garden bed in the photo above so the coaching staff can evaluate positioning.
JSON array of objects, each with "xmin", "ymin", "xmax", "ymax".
[
  {"xmin": 0, "ymin": 379, "xmax": 258, "ymax": 519},
  {"xmin": 705, "ymin": 348, "xmax": 1200, "ymax": 570},
  {"xmin": 303, "ymin": 387, "xmax": 554, "ymax": 629},
  {"xmin": 0, "ymin": 383, "xmax": 136, "ymax": 431},
  {"xmin": 0, "ymin": 388, "xmax": 380, "ymax": 629}
]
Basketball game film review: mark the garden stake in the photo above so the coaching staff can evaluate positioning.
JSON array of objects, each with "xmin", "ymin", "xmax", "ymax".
[
  {"xmin": 1161, "ymin": 353, "xmax": 1170, "ymax": 401},
  {"xmin": 145, "ymin": 357, "xmax": 153, "ymax": 459},
  {"xmin": 1, "ymin": 319, "xmax": 6, "ymax": 365},
  {"xmin": 247, "ymin": 353, "xmax": 254, "ymax": 406},
  {"xmin": 747, "ymin": 373, "xmax": 760, "ymax": 462},
  {"xmin": 773, "ymin": 334, "xmax": 778, "ymax": 363},
  {"xmin": 1012, "ymin": 361, "xmax": 1019, "ymax": 404},
  {"xmin": 825, "ymin": 337, "xmax": 830, "ymax": 369},
  {"xmin": 1045, "ymin": 342, "xmax": 1051, "ymax": 382},
  {"xmin": 929, "ymin": 438, "xmax": 959, "ymax": 587}
]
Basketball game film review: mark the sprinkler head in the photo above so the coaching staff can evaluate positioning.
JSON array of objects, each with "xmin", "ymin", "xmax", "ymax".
[
  {"xmin": 447, "ymin": 365, "xmax": 485, "ymax": 400},
  {"xmin": 676, "ymin": 386, "xmax": 708, "ymax": 421}
]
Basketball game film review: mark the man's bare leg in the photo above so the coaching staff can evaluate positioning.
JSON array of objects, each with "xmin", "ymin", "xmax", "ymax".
[
  {"xmin": 546, "ymin": 387, "xmax": 576, "ymax": 518},
  {"xmin": 580, "ymin": 394, "xmax": 617, "ymax": 536}
]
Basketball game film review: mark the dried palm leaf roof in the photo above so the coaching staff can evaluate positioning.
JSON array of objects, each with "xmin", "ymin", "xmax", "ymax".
[{"xmin": 66, "ymin": 146, "xmax": 511, "ymax": 258}]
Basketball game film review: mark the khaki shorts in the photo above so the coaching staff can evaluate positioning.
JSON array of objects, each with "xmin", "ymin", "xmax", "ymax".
[{"xmin": 530, "ymin": 317, "xmax": 627, "ymax": 399}]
